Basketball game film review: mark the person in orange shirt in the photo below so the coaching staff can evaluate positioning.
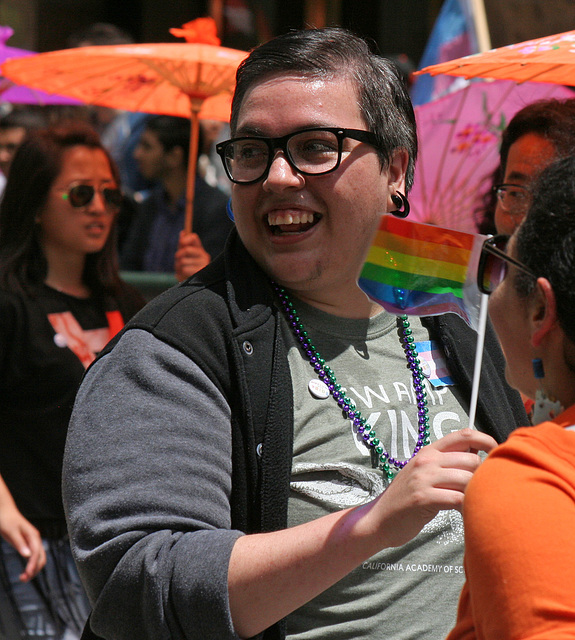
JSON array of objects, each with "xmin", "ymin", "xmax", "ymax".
[{"xmin": 447, "ymin": 153, "xmax": 575, "ymax": 639}]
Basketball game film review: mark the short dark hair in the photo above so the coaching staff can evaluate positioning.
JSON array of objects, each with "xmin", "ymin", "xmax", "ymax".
[
  {"xmin": 0, "ymin": 108, "xmax": 46, "ymax": 132},
  {"xmin": 144, "ymin": 115, "xmax": 195, "ymax": 168},
  {"xmin": 500, "ymin": 97, "xmax": 575, "ymax": 172},
  {"xmin": 0, "ymin": 120, "xmax": 122, "ymax": 297},
  {"xmin": 514, "ymin": 154, "xmax": 575, "ymax": 345},
  {"xmin": 230, "ymin": 27, "xmax": 418, "ymax": 190}
]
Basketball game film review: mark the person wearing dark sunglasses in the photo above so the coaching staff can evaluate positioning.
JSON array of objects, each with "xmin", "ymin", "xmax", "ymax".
[
  {"xmin": 58, "ymin": 182, "xmax": 123, "ymax": 212},
  {"xmin": 0, "ymin": 121, "xmax": 144, "ymax": 640},
  {"xmin": 477, "ymin": 234, "xmax": 536, "ymax": 296},
  {"xmin": 449, "ymin": 154, "xmax": 575, "ymax": 639}
]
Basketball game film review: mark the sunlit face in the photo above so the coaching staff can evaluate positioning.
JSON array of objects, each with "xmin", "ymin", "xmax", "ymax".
[
  {"xmin": 495, "ymin": 132, "xmax": 556, "ymax": 236},
  {"xmin": 0, "ymin": 126, "xmax": 26, "ymax": 176},
  {"xmin": 230, "ymin": 74, "xmax": 404, "ymax": 301},
  {"xmin": 39, "ymin": 146, "xmax": 117, "ymax": 260},
  {"xmin": 488, "ymin": 235, "xmax": 535, "ymax": 398},
  {"xmin": 133, "ymin": 128, "xmax": 168, "ymax": 182}
]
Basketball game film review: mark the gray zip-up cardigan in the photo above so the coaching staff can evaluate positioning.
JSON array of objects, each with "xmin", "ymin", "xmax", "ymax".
[{"xmin": 67, "ymin": 229, "xmax": 527, "ymax": 640}]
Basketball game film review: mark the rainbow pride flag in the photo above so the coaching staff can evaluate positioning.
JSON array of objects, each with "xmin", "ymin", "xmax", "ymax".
[{"xmin": 359, "ymin": 215, "xmax": 486, "ymax": 330}]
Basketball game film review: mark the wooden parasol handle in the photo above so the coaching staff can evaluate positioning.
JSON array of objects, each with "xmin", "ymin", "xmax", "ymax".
[{"xmin": 184, "ymin": 106, "xmax": 201, "ymax": 233}]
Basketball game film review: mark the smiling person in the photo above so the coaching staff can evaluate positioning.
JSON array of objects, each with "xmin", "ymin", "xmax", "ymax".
[
  {"xmin": 447, "ymin": 154, "xmax": 575, "ymax": 639},
  {"xmin": 0, "ymin": 121, "xmax": 144, "ymax": 640},
  {"xmin": 63, "ymin": 28, "xmax": 526, "ymax": 640}
]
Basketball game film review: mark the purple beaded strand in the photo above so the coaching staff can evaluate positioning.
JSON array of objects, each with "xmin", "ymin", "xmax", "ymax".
[{"xmin": 273, "ymin": 283, "xmax": 431, "ymax": 480}]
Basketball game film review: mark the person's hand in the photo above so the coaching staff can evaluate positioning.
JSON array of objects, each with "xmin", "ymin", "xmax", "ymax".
[
  {"xmin": 359, "ymin": 428, "xmax": 497, "ymax": 549},
  {"xmin": 174, "ymin": 230, "xmax": 211, "ymax": 281},
  {"xmin": 0, "ymin": 502, "xmax": 46, "ymax": 582},
  {"xmin": 228, "ymin": 428, "xmax": 497, "ymax": 638}
]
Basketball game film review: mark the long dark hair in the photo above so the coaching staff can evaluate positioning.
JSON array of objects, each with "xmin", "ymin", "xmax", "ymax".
[{"xmin": 0, "ymin": 120, "xmax": 127, "ymax": 300}]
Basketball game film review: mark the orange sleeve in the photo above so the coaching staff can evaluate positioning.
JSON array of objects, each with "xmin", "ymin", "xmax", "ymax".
[
  {"xmin": 447, "ymin": 424, "xmax": 575, "ymax": 639},
  {"xmin": 446, "ymin": 577, "xmax": 476, "ymax": 640}
]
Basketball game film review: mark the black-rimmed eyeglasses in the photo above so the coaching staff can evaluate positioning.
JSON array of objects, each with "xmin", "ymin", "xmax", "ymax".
[
  {"xmin": 492, "ymin": 183, "xmax": 531, "ymax": 216},
  {"xmin": 216, "ymin": 127, "xmax": 380, "ymax": 185},
  {"xmin": 477, "ymin": 234, "xmax": 537, "ymax": 295}
]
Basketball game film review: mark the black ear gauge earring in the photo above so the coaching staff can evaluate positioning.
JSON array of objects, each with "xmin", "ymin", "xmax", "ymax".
[{"xmin": 390, "ymin": 192, "xmax": 410, "ymax": 218}]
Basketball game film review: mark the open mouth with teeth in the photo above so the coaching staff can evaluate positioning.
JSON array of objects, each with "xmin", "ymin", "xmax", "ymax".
[{"xmin": 267, "ymin": 211, "xmax": 320, "ymax": 235}]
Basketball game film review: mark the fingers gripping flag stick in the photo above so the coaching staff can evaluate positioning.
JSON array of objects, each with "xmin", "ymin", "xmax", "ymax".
[{"xmin": 359, "ymin": 215, "xmax": 489, "ymax": 428}]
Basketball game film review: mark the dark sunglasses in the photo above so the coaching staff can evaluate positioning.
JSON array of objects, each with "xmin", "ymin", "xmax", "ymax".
[
  {"xmin": 60, "ymin": 183, "xmax": 123, "ymax": 212},
  {"xmin": 477, "ymin": 235, "xmax": 537, "ymax": 295}
]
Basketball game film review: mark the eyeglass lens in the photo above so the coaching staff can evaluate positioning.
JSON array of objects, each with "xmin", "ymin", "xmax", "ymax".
[
  {"xmin": 65, "ymin": 184, "xmax": 122, "ymax": 211},
  {"xmin": 479, "ymin": 236, "xmax": 509, "ymax": 294},
  {"xmin": 495, "ymin": 185, "xmax": 530, "ymax": 214},
  {"xmin": 222, "ymin": 129, "xmax": 342, "ymax": 183}
]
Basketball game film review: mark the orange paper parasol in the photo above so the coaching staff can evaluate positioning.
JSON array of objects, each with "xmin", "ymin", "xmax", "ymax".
[
  {"xmin": 1, "ymin": 18, "xmax": 247, "ymax": 231},
  {"xmin": 416, "ymin": 30, "xmax": 575, "ymax": 85}
]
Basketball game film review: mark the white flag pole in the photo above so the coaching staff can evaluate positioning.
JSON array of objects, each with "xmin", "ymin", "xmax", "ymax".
[
  {"xmin": 469, "ymin": 0, "xmax": 492, "ymax": 52},
  {"xmin": 468, "ymin": 293, "xmax": 489, "ymax": 429}
]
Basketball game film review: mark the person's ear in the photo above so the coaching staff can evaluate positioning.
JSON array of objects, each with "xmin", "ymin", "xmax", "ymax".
[
  {"xmin": 385, "ymin": 148, "xmax": 409, "ymax": 209},
  {"xmin": 387, "ymin": 148, "xmax": 408, "ymax": 188},
  {"xmin": 531, "ymin": 277, "xmax": 558, "ymax": 347}
]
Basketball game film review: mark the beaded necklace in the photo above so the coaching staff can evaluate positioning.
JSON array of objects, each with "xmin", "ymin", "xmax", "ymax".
[{"xmin": 273, "ymin": 283, "xmax": 431, "ymax": 480}]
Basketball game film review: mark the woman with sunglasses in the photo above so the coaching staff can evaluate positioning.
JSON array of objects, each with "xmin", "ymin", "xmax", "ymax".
[
  {"xmin": 0, "ymin": 120, "xmax": 144, "ymax": 639},
  {"xmin": 447, "ymin": 154, "xmax": 575, "ymax": 639}
]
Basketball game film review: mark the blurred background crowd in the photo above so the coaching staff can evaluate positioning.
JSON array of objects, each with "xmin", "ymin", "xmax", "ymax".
[{"xmin": 2, "ymin": 2, "xmax": 575, "ymax": 638}]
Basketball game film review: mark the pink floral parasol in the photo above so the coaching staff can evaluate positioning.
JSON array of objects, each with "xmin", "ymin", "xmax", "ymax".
[{"xmin": 410, "ymin": 78, "xmax": 575, "ymax": 233}]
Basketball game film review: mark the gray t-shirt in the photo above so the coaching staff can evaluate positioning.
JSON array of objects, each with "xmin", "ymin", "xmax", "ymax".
[{"xmin": 282, "ymin": 300, "xmax": 470, "ymax": 639}]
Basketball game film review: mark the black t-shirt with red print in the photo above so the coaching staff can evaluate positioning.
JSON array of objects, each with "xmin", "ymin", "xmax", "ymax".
[{"xmin": 0, "ymin": 283, "xmax": 142, "ymax": 535}]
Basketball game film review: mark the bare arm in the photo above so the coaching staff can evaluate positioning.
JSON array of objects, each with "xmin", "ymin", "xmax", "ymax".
[
  {"xmin": 229, "ymin": 428, "xmax": 496, "ymax": 639},
  {"xmin": 0, "ymin": 474, "xmax": 46, "ymax": 582}
]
